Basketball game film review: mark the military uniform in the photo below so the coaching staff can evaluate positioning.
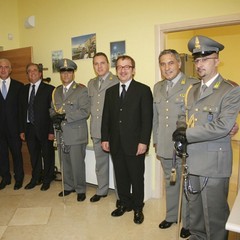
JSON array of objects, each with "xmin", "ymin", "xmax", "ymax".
[
  {"xmin": 179, "ymin": 36, "xmax": 240, "ymax": 240},
  {"xmin": 153, "ymin": 72, "xmax": 198, "ymax": 228},
  {"xmin": 50, "ymin": 59, "xmax": 90, "ymax": 198},
  {"xmin": 88, "ymin": 72, "xmax": 118, "ymax": 196}
]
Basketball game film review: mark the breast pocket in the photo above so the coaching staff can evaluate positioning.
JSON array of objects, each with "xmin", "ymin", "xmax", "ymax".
[{"xmin": 65, "ymin": 100, "xmax": 78, "ymax": 111}]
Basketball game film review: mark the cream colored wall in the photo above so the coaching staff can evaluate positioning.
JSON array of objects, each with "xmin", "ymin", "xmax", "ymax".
[{"xmin": 0, "ymin": 0, "xmax": 20, "ymax": 50}]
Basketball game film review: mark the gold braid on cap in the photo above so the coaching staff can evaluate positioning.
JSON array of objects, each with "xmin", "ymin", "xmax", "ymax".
[
  {"xmin": 52, "ymin": 87, "xmax": 64, "ymax": 114},
  {"xmin": 195, "ymin": 36, "xmax": 201, "ymax": 49}
]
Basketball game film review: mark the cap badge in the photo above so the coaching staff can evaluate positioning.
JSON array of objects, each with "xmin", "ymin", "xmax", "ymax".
[
  {"xmin": 194, "ymin": 36, "xmax": 201, "ymax": 49},
  {"xmin": 64, "ymin": 59, "xmax": 68, "ymax": 68}
]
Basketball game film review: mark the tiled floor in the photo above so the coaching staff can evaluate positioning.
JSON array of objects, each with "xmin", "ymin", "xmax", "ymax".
[
  {"xmin": 0, "ymin": 175, "xmax": 239, "ymax": 240},
  {"xmin": 0, "ymin": 175, "xmax": 178, "ymax": 240}
]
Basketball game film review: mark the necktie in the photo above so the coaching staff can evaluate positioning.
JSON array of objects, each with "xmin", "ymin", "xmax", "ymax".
[
  {"xmin": 200, "ymin": 84, "xmax": 207, "ymax": 96},
  {"xmin": 120, "ymin": 84, "xmax": 126, "ymax": 100},
  {"xmin": 2, "ymin": 80, "xmax": 7, "ymax": 99},
  {"xmin": 166, "ymin": 81, "xmax": 173, "ymax": 96},
  {"xmin": 28, "ymin": 85, "xmax": 35, "ymax": 124},
  {"xmin": 63, "ymin": 87, "xmax": 68, "ymax": 99},
  {"xmin": 99, "ymin": 78, "xmax": 104, "ymax": 90}
]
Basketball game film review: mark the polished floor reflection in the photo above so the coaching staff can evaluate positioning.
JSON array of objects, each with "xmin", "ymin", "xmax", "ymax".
[{"xmin": 0, "ymin": 175, "xmax": 239, "ymax": 240}]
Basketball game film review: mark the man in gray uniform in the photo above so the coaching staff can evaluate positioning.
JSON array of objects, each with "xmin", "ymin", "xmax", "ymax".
[
  {"xmin": 153, "ymin": 49, "xmax": 198, "ymax": 238},
  {"xmin": 173, "ymin": 35, "xmax": 240, "ymax": 240},
  {"xmin": 50, "ymin": 58, "xmax": 90, "ymax": 202},
  {"xmin": 88, "ymin": 52, "xmax": 119, "ymax": 202}
]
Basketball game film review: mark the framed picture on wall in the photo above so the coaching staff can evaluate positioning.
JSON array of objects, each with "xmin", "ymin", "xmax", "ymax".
[
  {"xmin": 110, "ymin": 40, "xmax": 126, "ymax": 68},
  {"xmin": 52, "ymin": 50, "xmax": 63, "ymax": 73},
  {"xmin": 71, "ymin": 33, "xmax": 96, "ymax": 60}
]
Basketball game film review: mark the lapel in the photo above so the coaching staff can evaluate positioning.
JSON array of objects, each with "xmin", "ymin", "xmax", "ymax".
[
  {"xmin": 98, "ymin": 72, "xmax": 116, "ymax": 92},
  {"xmin": 64, "ymin": 81, "xmax": 78, "ymax": 100},
  {"xmin": 35, "ymin": 81, "xmax": 44, "ymax": 100},
  {"xmin": 197, "ymin": 76, "xmax": 223, "ymax": 101},
  {"xmin": 93, "ymin": 77, "xmax": 99, "ymax": 91},
  {"xmin": 160, "ymin": 80, "xmax": 168, "ymax": 98}
]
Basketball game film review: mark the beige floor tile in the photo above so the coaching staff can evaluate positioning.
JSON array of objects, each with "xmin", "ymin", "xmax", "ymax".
[
  {"xmin": 0, "ymin": 226, "xmax": 7, "ymax": 238},
  {"xmin": 8, "ymin": 207, "xmax": 51, "ymax": 226}
]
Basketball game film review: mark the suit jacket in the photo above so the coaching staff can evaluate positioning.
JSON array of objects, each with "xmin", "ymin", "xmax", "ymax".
[
  {"xmin": 101, "ymin": 80, "xmax": 153, "ymax": 155},
  {"xmin": 20, "ymin": 81, "xmax": 54, "ymax": 140},
  {"xmin": 0, "ymin": 78, "xmax": 23, "ymax": 137},
  {"xmin": 153, "ymin": 73, "xmax": 198, "ymax": 158},
  {"xmin": 88, "ymin": 72, "xmax": 119, "ymax": 139},
  {"xmin": 50, "ymin": 81, "xmax": 90, "ymax": 145},
  {"xmin": 185, "ymin": 74, "xmax": 240, "ymax": 177}
]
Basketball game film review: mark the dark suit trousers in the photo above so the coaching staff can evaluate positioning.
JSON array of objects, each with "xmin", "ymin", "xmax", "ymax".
[
  {"xmin": 111, "ymin": 145, "xmax": 145, "ymax": 211},
  {"xmin": 0, "ymin": 131, "xmax": 24, "ymax": 182},
  {"xmin": 26, "ymin": 124, "xmax": 55, "ymax": 184}
]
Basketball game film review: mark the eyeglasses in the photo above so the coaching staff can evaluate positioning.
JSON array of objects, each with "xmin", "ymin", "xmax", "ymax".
[
  {"xmin": 116, "ymin": 65, "xmax": 133, "ymax": 71},
  {"xmin": 193, "ymin": 57, "xmax": 218, "ymax": 64}
]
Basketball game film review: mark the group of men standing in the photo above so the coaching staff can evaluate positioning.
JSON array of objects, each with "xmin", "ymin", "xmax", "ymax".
[{"xmin": 0, "ymin": 34, "xmax": 240, "ymax": 240}]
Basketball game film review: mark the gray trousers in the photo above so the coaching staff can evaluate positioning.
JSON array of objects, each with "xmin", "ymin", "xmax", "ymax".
[
  {"xmin": 188, "ymin": 175, "xmax": 229, "ymax": 240},
  {"xmin": 92, "ymin": 138, "xmax": 118, "ymax": 198},
  {"xmin": 60, "ymin": 144, "xmax": 87, "ymax": 194},
  {"xmin": 160, "ymin": 157, "xmax": 190, "ymax": 228}
]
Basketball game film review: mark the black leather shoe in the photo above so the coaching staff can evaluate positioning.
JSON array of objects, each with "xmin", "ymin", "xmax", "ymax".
[
  {"xmin": 25, "ymin": 181, "xmax": 36, "ymax": 190},
  {"xmin": 134, "ymin": 210, "xmax": 144, "ymax": 224},
  {"xmin": 58, "ymin": 190, "xmax": 75, "ymax": 197},
  {"xmin": 0, "ymin": 178, "xmax": 11, "ymax": 190},
  {"xmin": 111, "ymin": 206, "xmax": 132, "ymax": 217},
  {"xmin": 159, "ymin": 220, "xmax": 176, "ymax": 229},
  {"xmin": 77, "ymin": 193, "xmax": 86, "ymax": 202},
  {"xmin": 40, "ymin": 183, "xmax": 50, "ymax": 191},
  {"xmin": 14, "ymin": 181, "xmax": 23, "ymax": 190},
  {"xmin": 90, "ymin": 194, "xmax": 107, "ymax": 202},
  {"xmin": 180, "ymin": 227, "xmax": 191, "ymax": 238}
]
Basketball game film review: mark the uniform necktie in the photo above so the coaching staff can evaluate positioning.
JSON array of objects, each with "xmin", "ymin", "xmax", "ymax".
[
  {"xmin": 166, "ymin": 81, "xmax": 173, "ymax": 96},
  {"xmin": 200, "ymin": 84, "xmax": 207, "ymax": 96},
  {"xmin": 28, "ymin": 84, "xmax": 35, "ymax": 124},
  {"xmin": 99, "ymin": 78, "xmax": 104, "ymax": 90},
  {"xmin": 120, "ymin": 84, "xmax": 126, "ymax": 100},
  {"xmin": 2, "ymin": 80, "xmax": 7, "ymax": 99},
  {"xmin": 63, "ymin": 87, "xmax": 68, "ymax": 99}
]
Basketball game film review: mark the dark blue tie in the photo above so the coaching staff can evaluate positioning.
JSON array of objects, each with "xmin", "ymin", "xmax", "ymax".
[{"xmin": 28, "ymin": 85, "xmax": 35, "ymax": 124}]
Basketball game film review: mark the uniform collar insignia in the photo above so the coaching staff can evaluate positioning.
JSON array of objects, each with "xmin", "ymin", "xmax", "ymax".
[{"xmin": 213, "ymin": 81, "xmax": 221, "ymax": 89}]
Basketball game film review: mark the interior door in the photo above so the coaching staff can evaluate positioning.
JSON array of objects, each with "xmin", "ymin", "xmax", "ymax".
[{"xmin": 0, "ymin": 46, "xmax": 33, "ymax": 174}]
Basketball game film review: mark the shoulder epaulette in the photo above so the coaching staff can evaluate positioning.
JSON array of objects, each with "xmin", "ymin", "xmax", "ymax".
[{"xmin": 224, "ymin": 79, "xmax": 239, "ymax": 87}]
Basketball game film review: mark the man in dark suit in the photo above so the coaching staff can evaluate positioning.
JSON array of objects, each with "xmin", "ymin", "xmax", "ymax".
[
  {"xmin": 101, "ymin": 55, "xmax": 153, "ymax": 224},
  {"xmin": 20, "ymin": 63, "xmax": 55, "ymax": 191},
  {"xmin": 0, "ymin": 58, "xmax": 24, "ymax": 190}
]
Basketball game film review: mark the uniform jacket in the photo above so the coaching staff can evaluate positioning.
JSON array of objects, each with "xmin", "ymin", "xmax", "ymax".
[
  {"xmin": 20, "ymin": 81, "xmax": 55, "ymax": 140},
  {"xmin": 0, "ymin": 78, "xmax": 23, "ymax": 137},
  {"xmin": 185, "ymin": 74, "xmax": 240, "ymax": 177},
  {"xmin": 88, "ymin": 72, "xmax": 118, "ymax": 139},
  {"xmin": 153, "ymin": 73, "xmax": 198, "ymax": 158},
  {"xmin": 50, "ymin": 81, "xmax": 90, "ymax": 145},
  {"xmin": 101, "ymin": 80, "xmax": 153, "ymax": 155}
]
